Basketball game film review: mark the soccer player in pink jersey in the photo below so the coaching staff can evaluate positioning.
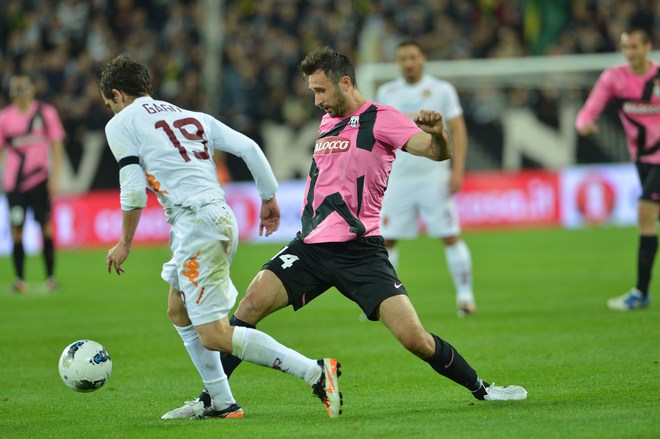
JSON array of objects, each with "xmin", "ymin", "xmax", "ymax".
[
  {"xmin": 576, "ymin": 27, "xmax": 660, "ymax": 311},
  {"xmin": 0, "ymin": 73, "xmax": 65, "ymax": 294},
  {"xmin": 167, "ymin": 47, "xmax": 526, "ymax": 415}
]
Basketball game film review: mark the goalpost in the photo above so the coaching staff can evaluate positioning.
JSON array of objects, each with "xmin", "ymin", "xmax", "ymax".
[{"xmin": 357, "ymin": 51, "xmax": 660, "ymax": 171}]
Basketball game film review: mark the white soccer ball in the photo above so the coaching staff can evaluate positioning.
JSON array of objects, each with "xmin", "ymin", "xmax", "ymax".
[{"xmin": 58, "ymin": 340, "xmax": 112, "ymax": 392}]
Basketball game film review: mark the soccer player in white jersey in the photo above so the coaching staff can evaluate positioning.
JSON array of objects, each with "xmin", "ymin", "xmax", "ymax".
[
  {"xmin": 99, "ymin": 56, "xmax": 342, "ymax": 419},
  {"xmin": 377, "ymin": 40, "xmax": 475, "ymax": 317},
  {"xmin": 167, "ymin": 46, "xmax": 526, "ymax": 413}
]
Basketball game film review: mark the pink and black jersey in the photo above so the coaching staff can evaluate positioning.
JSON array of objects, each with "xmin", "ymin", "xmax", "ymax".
[
  {"xmin": 301, "ymin": 101, "xmax": 420, "ymax": 243},
  {"xmin": 576, "ymin": 61, "xmax": 660, "ymax": 164},
  {"xmin": 0, "ymin": 101, "xmax": 65, "ymax": 193}
]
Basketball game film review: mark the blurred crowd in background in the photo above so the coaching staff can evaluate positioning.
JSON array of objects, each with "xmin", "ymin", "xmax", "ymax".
[{"xmin": 1, "ymin": 0, "xmax": 658, "ymax": 187}]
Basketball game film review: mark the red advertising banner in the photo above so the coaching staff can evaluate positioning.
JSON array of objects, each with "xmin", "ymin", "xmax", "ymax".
[
  {"xmin": 456, "ymin": 169, "xmax": 560, "ymax": 229},
  {"xmin": 52, "ymin": 190, "xmax": 170, "ymax": 248},
  {"xmin": 0, "ymin": 165, "xmax": 636, "ymax": 255}
]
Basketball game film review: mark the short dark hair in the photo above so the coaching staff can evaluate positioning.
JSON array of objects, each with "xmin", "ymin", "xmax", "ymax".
[
  {"xmin": 397, "ymin": 39, "xmax": 425, "ymax": 54},
  {"xmin": 99, "ymin": 55, "xmax": 152, "ymax": 99},
  {"xmin": 299, "ymin": 46, "xmax": 357, "ymax": 87},
  {"xmin": 623, "ymin": 26, "xmax": 651, "ymax": 44}
]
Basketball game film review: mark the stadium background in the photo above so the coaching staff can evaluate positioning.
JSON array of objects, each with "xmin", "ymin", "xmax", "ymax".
[{"xmin": 1, "ymin": 0, "xmax": 659, "ymax": 253}]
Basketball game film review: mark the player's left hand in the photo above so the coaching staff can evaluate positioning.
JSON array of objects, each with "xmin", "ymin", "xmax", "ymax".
[
  {"xmin": 106, "ymin": 242, "xmax": 130, "ymax": 275},
  {"xmin": 414, "ymin": 110, "xmax": 445, "ymax": 136},
  {"xmin": 259, "ymin": 196, "xmax": 280, "ymax": 237}
]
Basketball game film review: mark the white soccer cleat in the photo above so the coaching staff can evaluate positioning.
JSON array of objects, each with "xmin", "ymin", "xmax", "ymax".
[
  {"xmin": 484, "ymin": 383, "xmax": 528, "ymax": 401},
  {"xmin": 312, "ymin": 358, "xmax": 343, "ymax": 417},
  {"xmin": 161, "ymin": 399, "xmax": 205, "ymax": 419},
  {"xmin": 607, "ymin": 288, "xmax": 651, "ymax": 311}
]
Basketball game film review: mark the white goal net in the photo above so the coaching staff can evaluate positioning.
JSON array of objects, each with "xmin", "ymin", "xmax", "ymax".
[{"xmin": 357, "ymin": 51, "xmax": 660, "ymax": 171}]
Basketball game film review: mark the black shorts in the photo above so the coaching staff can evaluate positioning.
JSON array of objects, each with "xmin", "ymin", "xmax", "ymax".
[
  {"xmin": 635, "ymin": 163, "xmax": 660, "ymax": 202},
  {"xmin": 6, "ymin": 180, "xmax": 51, "ymax": 226},
  {"xmin": 262, "ymin": 233, "xmax": 407, "ymax": 321}
]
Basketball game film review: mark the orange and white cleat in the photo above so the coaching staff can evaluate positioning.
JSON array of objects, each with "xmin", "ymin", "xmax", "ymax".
[
  {"xmin": 312, "ymin": 358, "xmax": 343, "ymax": 418},
  {"xmin": 195, "ymin": 403, "xmax": 244, "ymax": 419}
]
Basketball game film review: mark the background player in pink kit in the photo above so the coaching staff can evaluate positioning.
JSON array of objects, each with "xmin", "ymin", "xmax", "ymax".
[
  {"xmin": 167, "ymin": 46, "xmax": 526, "ymax": 414},
  {"xmin": 100, "ymin": 56, "xmax": 341, "ymax": 419},
  {"xmin": 576, "ymin": 27, "xmax": 660, "ymax": 311},
  {"xmin": 0, "ymin": 73, "xmax": 65, "ymax": 294},
  {"xmin": 377, "ymin": 40, "xmax": 475, "ymax": 317}
]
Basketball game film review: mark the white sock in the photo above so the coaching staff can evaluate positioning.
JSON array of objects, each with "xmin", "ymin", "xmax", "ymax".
[
  {"xmin": 232, "ymin": 326, "xmax": 321, "ymax": 385},
  {"xmin": 444, "ymin": 240, "xmax": 474, "ymax": 303},
  {"xmin": 174, "ymin": 324, "xmax": 236, "ymax": 409},
  {"xmin": 386, "ymin": 246, "xmax": 399, "ymax": 270}
]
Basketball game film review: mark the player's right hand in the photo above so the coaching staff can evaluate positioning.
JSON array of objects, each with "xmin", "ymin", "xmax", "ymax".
[
  {"xmin": 414, "ymin": 110, "xmax": 445, "ymax": 136},
  {"xmin": 577, "ymin": 122, "xmax": 599, "ymax": 136},
  {"xmin": 106, "ymin": 242, "xmax": 130, "ymax": 275}
]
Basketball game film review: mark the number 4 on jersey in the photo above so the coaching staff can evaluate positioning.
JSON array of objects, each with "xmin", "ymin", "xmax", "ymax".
[{"xmin": 271, "ymin": 246, "xmax": 299, "ymax": 269}]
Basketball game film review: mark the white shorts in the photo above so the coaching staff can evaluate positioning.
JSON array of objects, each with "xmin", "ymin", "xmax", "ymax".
[
  {"xmin": 161, "ymin": 202, "xmax": 239, "ymax": 326},
  {"xmin": 381, "ymin": 172, "xmax": 461, "ymax": 239}
]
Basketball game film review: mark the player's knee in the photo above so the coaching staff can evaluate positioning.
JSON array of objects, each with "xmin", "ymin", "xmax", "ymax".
[
  {"xmin": 198, "ymin": 328, "xmax": 231, "ymax": 352},
  {"xmin": 167, "ymin": 305, "xmax": 190, "ymax": 327},
  {"xmin": 235, "ymin": 292, "xmax": 268, "ymax": 324},
  {"xmin": 442, "ymin": 236, "xmax": 459, "ymax": 246}
]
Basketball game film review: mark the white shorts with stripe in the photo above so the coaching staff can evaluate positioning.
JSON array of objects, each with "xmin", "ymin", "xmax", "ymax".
[
  {"xmin": 380, "ymin": 164, "xmax": 461, "ymax": 239},
  {"xmin": 161, "ymin": 202, "xmax": 239, "ymax": 326}
]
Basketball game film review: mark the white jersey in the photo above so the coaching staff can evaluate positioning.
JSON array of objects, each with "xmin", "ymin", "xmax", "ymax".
[
  {"xmin": 378, "ymin": 74, "xmax": 463, "ymax": 239},
  {"xmin": 376, "ymin": 74, "xmax": 463, "ymax": 177},
  {"xmin": 105, "ymin": 96, "xmax": 277, "ymax": 220}
]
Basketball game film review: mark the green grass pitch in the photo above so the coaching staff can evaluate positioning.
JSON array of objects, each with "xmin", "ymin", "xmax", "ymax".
[{"xmin": 0, "ymin": 226, "xmax": 658, "ymax": 438}]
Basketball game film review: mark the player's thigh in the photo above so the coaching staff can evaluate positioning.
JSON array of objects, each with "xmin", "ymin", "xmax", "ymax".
[
  {"xmin": 421, "ymin": 196, "xmax": 461, "ymax": 238},
  {"xmin": 6, "ymin": 191, "xmax": 28, "ymax": 227},
  {"xmin": 167, "ymin": 205, "xmax": 240, "ymax": 326},
  {"xmin": 261, "ymin": 236, "xmax": 334, "ymax": 312},
  {"xmin": 167, "ymin": 286, "xmax": 192, "ymax": 326},
  {"xmin": 29, "ymin": 181, "xmax": 52, "ymax": 225},
  {"xmin": 419, "ymin": 177, "xmax": 461, "ymax": 237},
  {"xmin": 381, "ymin": 182, "xmax": 420, "ymax": 239},
  {"xmin": 334, "ymin": 236, "xmax": 407, "ymax": 321},
  {"xmin": 637, "ymin": 163, "xmax": 660, "ymax": 203},
  {"xmin": 235, "ymin": 269, "xmax": 290, "ymax": 324}
]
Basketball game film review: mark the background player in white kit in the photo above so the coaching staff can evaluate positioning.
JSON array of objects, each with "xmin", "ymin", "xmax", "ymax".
[
  {"xmin": 100, "ymin": 55, "xmax": 341, "ymax": 419},
  {"xmin": 377, "ymin": 40, "xmax": 475, "ymax": 316}
]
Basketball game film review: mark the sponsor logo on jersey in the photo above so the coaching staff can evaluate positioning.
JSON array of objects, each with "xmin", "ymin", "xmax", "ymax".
[
  {"xmin": 314, "ymin": 136, "xmax": 351, "ymax": 155},
  {"xmin": 622, "ymin": 102, "xmax": 660, "ymax": 115}
]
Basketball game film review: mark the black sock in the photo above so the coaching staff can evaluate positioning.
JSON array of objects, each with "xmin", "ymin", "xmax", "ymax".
[
  {"xmin": 198, "ymin": 315, "xmax": 256, "ymax": 406},
  {"xmin": 43, "ymin": 237, "xmax": 55, "ymax": 278},
  {"xmin": 13, "ymin": 242, "xmax": 25, "ymax": 280},
  {"xmin": 636, "ymin": 235, "xmax": 657, "ymax": 297},
  {"xmin": 198, "ymin": 388, "xmax": 212, "ymax": 407},
  {"xmin": 426, "ymin": 333, "xmax": 487, "ymax": 399}
]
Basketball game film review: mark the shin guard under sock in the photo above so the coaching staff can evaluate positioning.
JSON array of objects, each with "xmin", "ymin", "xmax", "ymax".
[
  {"xmin": 636, "ymin": 235, "xmax": 657, "ymax": 297},
  {"xmin": 426, "ymin": 333, "xmax": 486, "ymax": 398},
  {"xmin": 43, "ymin": 237, "xmax": 55, "ymax": 278},
  {"xmin": 13, "ymin": 242, "xmax": 25, "ymax": 279}
]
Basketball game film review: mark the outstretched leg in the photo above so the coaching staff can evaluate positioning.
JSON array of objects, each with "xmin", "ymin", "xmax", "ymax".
[{"xmin": 377, "ymin": 294, "xmax": 526, "ymax": 401}]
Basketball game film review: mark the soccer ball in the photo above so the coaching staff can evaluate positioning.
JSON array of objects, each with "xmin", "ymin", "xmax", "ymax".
[{"xmin": 58, "ymin": 340, "xmax": 112, "ymax": 392}]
